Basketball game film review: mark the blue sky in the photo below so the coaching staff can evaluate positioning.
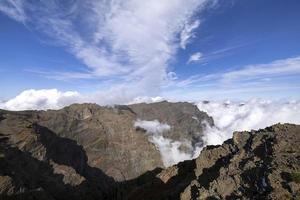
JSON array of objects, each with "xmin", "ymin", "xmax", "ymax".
[{"xmin": 0, "ymin": 0, "xmax": 300, "ymax": 108}]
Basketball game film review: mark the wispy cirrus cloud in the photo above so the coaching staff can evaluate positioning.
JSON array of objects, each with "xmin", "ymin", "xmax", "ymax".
[
  {"xmin": 180, "ymin": 19, "xmax": 201, "ymax": 49},
  {"xmin": 25, "ymin": 69, "xmax": 99, "ymax": 80},
  {"xmin": 186, "ymin": 43, "xmax": 248, "ymax": 64},
  {"xmin": 163, "ymin": 56, "xmax": 300, "ymax": 100},
  {"xmin": 0, "ymin": 0, "xmax": 26, "ymax": 23},
  {"xmin": 221, "ymin": 56, "xmax": 300, "ymax": 83},
  {"xmin": 175, "ymin": 56, "xmax": 300, "ymax": 88}
]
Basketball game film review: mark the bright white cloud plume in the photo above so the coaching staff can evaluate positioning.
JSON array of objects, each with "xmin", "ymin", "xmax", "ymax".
[
  {"xmin": 188, "ymin": 52, "xmax": 203, "ymax": 63},
  {"xmin": 134, "ymin": 119, "xmax": 199, "ymax": 167},
  {"xmin": 0, "ymin": 0, "xmax": 216, "ymax": 102},
  {"xmin": 0, "ymin": 89, "xmax": 81, "ymax": 111},
  {"xmin": 197, "ymin": 100, "xmax": 300, "ymax": 146}
]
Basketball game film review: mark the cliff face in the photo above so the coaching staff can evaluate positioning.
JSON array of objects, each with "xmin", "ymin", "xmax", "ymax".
[
  {"xmin": 0, "ymin": 102, "xmax": 299, "ymax": 200},
  {"xmin": 0, "ymin": 123, "xmax": 113, "ymax": 200},
  {"xmin": 129, "ymin": 101, "xmax": 214, "ymax": 143},
  {"xmin": 0, "ymin": 102, "xmax": 211, "ymax": 182},
  {"xmin": 36, "ymin": 103, "xmax": 162, "ymax": 181}
]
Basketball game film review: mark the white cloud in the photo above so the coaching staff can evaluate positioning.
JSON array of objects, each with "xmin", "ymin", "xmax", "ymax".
[
  {"xmin": 0, "ymin": 89, "xmax": 166, "ymax": 111},
  {"xmin": 0, "ymin": 0, "xmax": 26, "ymax": 23},
  {"xmin": 197, "ymin": 99, "xmax": 300, "ymax": 145},
  {"xmin": 134, "ymin": 119, "xmax": 171, "ymax": 135},
  {"xmin": 128, "ymin": 96, "xmax": 165, "ymax": 105},
  {"xmin": 168, "ymin": 56, "xmax": 300, "ymax": 95},
  {"xmin": 188, "ymin": 52, "xmax": 203, "ymax": 63},
  {"xmin": 0, "ymin": 0, "xmax": 216, "ymax": 102},
  {"xmin": 170, "ymin": 74, "xmax": 218, "ymax": 88},
  {"xmin": 166, "ymin": 72, "xmax": 178, "ymax": 81},
  {"xmin": 221, "ymin": 56, "xmax": 300, "ymax": 83},
  {"xmin": 180, "ymin": 20, "xmax": 201, "ymax": 49},
  {"xmin": 0, "ymin": 87, "xmax": 167, "ymax": 111},
  {"xmin": 0, "ymin": 89, "xmax": 81, "ymax": 111},
  {"xmin": 184, "ymin": 44, "xmax": 247, "ymax": 65},
  {"xmin": 3, "ymin": 90, "xmax": 300, "ymax": 167},
  {"xmin": 149, "ymin": 136, "xmax": 195, "ymax": 167},
  {"xmin": 3, "ymin": 56, "xmax": 300, "ymax": 110},
  {"xmin": 134, "ymin": 119, "xmax": 202, "ymax": 167}
]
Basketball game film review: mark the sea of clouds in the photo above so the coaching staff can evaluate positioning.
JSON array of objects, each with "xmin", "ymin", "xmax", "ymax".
[{"xmin": 198, "ymin": 99, "xmax": 300, "ymax": 146}]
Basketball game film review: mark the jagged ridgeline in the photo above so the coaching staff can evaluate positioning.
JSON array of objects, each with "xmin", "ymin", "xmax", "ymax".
[{"xmin": 0, "ymin": 102, "xmax": 299, "ymax": 199}]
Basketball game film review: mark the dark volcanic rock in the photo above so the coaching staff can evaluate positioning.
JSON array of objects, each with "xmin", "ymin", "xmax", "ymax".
[
  {"xmin": 0, "ymin": 102, "xmax": 299, "ymax": 200},
  {"xmin": 0, "ymin": 122, "xmax": 112, "ymax": 200},
  {"xmin": 36, "ymin": 103, "xmax": 163, "ymax": 181},
  {"xmin": 0, "ymin": 103, "xmax": 164, "ymax": 182},
  {"xmin": 126, "ymin": 123, "xmax": 300, "ymax": 200},
  {"xmin": 0, "ymin": 101, "xmax": 211, "ymax": 183}
]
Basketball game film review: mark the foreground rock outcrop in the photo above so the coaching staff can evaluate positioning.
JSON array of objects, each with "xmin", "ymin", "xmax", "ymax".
[
  {"xmin": 125, "ymin": 123, "xmax": 300, "ymax": 200},
  {"xmin": 0, "ymin": 102, "xmax": 299, "ymax": 199}
]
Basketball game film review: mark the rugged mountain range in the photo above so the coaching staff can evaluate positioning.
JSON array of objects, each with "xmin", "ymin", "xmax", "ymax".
[
  {"xmin": 0, "ymin": 102, "xmax": 299, "ymax": 199},
  {"xmin": 0, "ymin": 101, "xmax": 212, "ymax": 181}
]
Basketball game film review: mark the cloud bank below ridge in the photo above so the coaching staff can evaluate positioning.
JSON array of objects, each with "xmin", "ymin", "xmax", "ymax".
[
  {"xmin": 133, "ymin": 100, "xmax": 300, "ymax": 166},
  {"xmin": 198, "ymin": 100, "xmax": 300, "ymax": 146}
]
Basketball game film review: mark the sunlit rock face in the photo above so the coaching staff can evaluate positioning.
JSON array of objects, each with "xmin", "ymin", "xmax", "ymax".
[{"xmin": 0, "ymin": 101, "xmax": 212, "ymax": 182}]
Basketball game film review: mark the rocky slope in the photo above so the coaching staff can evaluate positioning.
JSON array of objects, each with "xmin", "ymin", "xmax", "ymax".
[
  {"xmin": 0, "ymin": 102, "xmax": 212, "ymax": 181},
  {"xmin": 0, "ymin": 102, "xmax": 299, "ymax": 199},
  {"xmin": 124, "ymin": 123, "xmax": 300, "ymax": 200}
]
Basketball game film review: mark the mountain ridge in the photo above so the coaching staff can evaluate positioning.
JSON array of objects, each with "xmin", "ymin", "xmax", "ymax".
[
  {"xmin": 0, "ymin": 101, "xmax": 213, "ymax": 180},
  {"xmin": 0, "ymin": 102, "xmax": 299, "ymax": 199}
]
